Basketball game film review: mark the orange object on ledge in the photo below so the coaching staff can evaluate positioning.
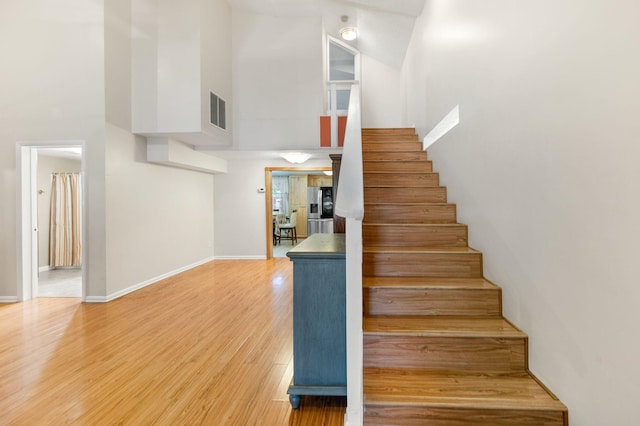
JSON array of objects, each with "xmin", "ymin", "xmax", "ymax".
[{"xmin": 320, "ymin": 116, "xmax": 346, "ymax": 147}]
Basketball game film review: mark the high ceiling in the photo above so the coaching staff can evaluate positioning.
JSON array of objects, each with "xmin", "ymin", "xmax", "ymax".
[{"xmin": 225, "ymin": 0, "xmax": 426, "ymax": 68}]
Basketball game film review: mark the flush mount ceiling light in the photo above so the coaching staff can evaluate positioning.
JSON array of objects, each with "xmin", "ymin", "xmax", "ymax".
[
  {"xmin": 323, "ymin": 170, "xmax": 333, "ymax": 176},
  {"xmin": 340, "ymin": 27, "xmax": 357, "ymax": 41},
  {"xmin": 281, "ymin": 152, "xmax": 312, "ymax": 164},
  {"xmin": 340, "ymin": 15, "xmax": 357, "ymax": 41}
]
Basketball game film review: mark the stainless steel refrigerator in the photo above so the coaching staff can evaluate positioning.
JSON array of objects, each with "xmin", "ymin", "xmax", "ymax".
[{"xmin": 307, "ymin": 186, "xmax": 334, "ymax": 235}]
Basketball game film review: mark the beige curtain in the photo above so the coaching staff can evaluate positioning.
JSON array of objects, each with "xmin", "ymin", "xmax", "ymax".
[{"xmin": 49, "ymin": 173, "xmax": 82, "ymax": 268}]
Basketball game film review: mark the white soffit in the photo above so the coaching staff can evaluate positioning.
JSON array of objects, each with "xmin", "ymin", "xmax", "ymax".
[{"xmin": 147, "ymin": 137, "xmax": 227, "ymax": 174}]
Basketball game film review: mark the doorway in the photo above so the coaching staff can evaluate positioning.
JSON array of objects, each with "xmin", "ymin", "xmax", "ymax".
[
  {"xmin": 265, "ymin": 166, "xmax": 332, "ymax": 259},
  {"xmin": 17, "ymin": 142, "xmax": 85, "ymax": 300}
]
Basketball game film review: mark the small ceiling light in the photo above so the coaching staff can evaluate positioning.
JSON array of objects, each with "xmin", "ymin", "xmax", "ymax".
[
  {"xmin": 340, "ymin": 15, "xmax": 357, "ymax": 41},
  {"xmin": 281, "ymin": 152, "xmax": 312, "ymax": 164},
  {"xmin": 323, "ymin": 170, "xmax": 333, "ymax": 176},
  {"xmin": 340, "ymin": 27, "xmax": 357, "ymax": 41}
]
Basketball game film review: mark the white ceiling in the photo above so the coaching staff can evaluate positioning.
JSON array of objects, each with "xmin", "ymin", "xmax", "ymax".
[{"xmin": 226, "ymin": 0, "xmax": 425, "ymax": 68}]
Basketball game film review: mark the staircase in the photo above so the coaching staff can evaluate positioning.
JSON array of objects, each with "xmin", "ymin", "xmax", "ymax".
[{"xmin": 361, "ymin": 128, "xmax": 568, "ymax": 425}]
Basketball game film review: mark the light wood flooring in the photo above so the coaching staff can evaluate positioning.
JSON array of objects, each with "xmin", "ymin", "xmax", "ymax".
[{"xmin": 0, "ymin": 258, "xmax": 346, "ymax": 425}]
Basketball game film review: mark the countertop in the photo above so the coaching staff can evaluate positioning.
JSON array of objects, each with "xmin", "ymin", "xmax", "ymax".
[{"xmin": 286, "ymin": 233, "xmax": 345, "ymax": 260}]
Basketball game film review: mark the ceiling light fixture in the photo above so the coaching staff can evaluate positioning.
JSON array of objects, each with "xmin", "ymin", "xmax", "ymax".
[
  {"xmin": 340, "ymin": 15, "xmax": 357, "ymax": 41},
  {"xmin": 281, "ymin": 152, "xmax": 312, "ymax": 164},
  {"xmin": 340, "ymin": 27, "xmax": 357, "ymax": 41}
]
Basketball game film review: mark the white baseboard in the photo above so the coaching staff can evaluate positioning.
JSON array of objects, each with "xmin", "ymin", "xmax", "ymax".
[
  {"xmin": 0, "ymin": 297, "xmax": 19, "ymax": 303},
  {"xmin": 213, "ymin": 255, "xmax": 267, "ymax": 260},
  {"xmin": 84, "ymin": 256, "xmax": 216, "ymax": 303},
  {"xmin": 39, "ymin": 265, "xmax": 52, "ymax": 273}
]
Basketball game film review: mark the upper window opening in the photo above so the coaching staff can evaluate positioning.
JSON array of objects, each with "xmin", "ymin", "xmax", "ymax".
[{"xmin": 329, "ymin": 41, "xmax": 356, "ymax": 81}]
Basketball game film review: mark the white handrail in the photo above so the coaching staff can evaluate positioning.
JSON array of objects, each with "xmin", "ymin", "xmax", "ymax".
[
  {"xmin": 334, "ymin": 83, "xmax": 363, "ymax": 219},
  {"xmin": 334, "ymin": 83, "xmax": 364, "ymax": 426}
]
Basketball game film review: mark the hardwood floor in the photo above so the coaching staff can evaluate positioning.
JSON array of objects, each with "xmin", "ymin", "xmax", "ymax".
[{"xmin": 0, "ymin": 258, "xmax": 346, "ymax": 425}]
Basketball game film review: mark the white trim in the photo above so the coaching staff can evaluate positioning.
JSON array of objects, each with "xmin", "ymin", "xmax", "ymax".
[
  {"xmin": 344, "ymin": 218, "xmax": 363, "ymax": 426},
  {"xmin": 17, "ymin": 141, "xmax": 85, "ymax": 302},
  {"xmin": 84, "ymin": 256, "xmax": 215, "ymax": 303},
  {"xmin": 213, "ymin": 255, "xmax": 267, "ymax": 260},
  {"xmin": 423, "ymin": 105, "xmax": 460, "ymax": 150},
  {"xmin": 0, "ymin": 297, "xmax": 19, "ymax": 303},
  {"xmin": 39, "ymin": 266, "xmax": 52, "ymax": 273}
]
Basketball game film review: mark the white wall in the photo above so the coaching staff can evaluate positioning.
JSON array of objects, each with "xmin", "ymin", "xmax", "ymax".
[
  {"xmin": 360, "ymin": 54, "xmax": 403, "ymax": 128},
  {"xmin": 402, "ymin": 1, "xmax": 640, "ymax": 424},
  {"xmin": 36, "ymin": 155, "xmax": 82, "ymax": 269},
  {"xmin": 199, "ymin": 0, "xmax": 232, "ymax": 145},
  {"xmin": 105, "ymin": 0, "xmax": 216, "ymax": 299},
  {"xmin": 105, "ymin": 124, "xmax": 214, "ymax": 296},
  {"xmin": 132, "ymin": 0, "xmax": 232, "ymax": 146},
  {"xmin": 213, "ymin": 156, "xmax": 330, "ymax": 258},
  {"xmin": 106, "ymin": 0, "xmax": 132, "ymax": 131},
  {"xmin": 232, "ymin": 9, "xmax": 324, "ymax": 150},
  {"xmin": 132, "ymin": 0, "xmax": 200, "ymax": 133},
  {"xmin": 0, "ymin": 0, "xmax": 107, "ymax": 300}
]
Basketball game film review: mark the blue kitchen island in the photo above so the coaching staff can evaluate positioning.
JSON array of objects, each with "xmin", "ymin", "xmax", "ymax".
[{"xmin": 286, "ymin": 233, "xmax": 346, "ymax": 409}]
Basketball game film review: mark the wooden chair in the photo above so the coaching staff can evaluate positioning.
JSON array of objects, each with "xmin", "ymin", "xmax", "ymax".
[
  {"xmin": 273, "ymin": 219, "xmax": 281, "ymax": 246},
  {"xmin": 278, "ymin": 210, "xmax": 298, "ymax": 245},
  {"xmin": 273, "ymin": 210, "xmax": 282, "ymax": 246}
]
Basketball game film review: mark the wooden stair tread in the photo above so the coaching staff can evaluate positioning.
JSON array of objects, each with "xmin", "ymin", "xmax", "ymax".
[
  {"xmin": 364, "ymin": 223, "xmax": 466, "ymax": 228},
  {"xmin": 364, "ymin": 158, "xmax": 427, "ymax": 161},
  {"xmin": 363, "ymin": 150, "xmax": 425, "ymax": 155},
  {"xmin": 363, "ymin": 276, "xmax": 498, "ymax": 290},
  {"xmin": 364, "ymin": 246, "xmax": 480, "ymax": 254},
  {"xmin": 363, "ymin": 143, "xmax": 423, "ymax": 152},
  {"xmin": 363, "ymin": 368, "xmax": 567, "ymax": 412},
  {"xmin": 364, "ymin": 184, "xmax": 441, "ymax": 189},
  {"xmin": 362, "ymin": 149, "xmax": 423, "ymax": 152},
  {"xmin": 364, "ymin": 316, "xmax": 525, "ymax": 338},
  {"xmin": 362, "ymin": 128, "xmax": 417, "ymax": 134},
  {"xmin": 362, "ymin": 170, "xmax": 431, "ymax": 173},
  {"xmin": 363, "ymin": 136, "xmax": 420, "ymax": 142},
  {"xmin": 364, "ymin": 202, "xmax": 452, "ymax": 206}
]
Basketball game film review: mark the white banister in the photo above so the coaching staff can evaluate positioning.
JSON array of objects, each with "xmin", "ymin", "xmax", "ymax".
[
  {"xmin": 334, "ymin": 83, "xmax": 363, "ymax": 219},
  {"xmin": 334, "ymin": 83, "xmax": 364, "ymax": 426}
]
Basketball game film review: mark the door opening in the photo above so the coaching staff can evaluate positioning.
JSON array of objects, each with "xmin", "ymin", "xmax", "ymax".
[
  {"xmin": 265, "ymin": 166, "xmax": 332, "ymax": 259},
  {"xmin": 17, "ymin": 142, "xmax": 85, "ymax": 301}
]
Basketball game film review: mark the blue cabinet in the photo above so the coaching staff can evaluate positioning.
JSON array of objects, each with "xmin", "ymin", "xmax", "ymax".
[{"xmin": 286, "ymin": 234, "xmax": 347, "ymax": 408}]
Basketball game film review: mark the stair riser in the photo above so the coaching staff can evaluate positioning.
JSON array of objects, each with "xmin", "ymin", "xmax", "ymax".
[
  {"xmin": 364, "ymin": 204, "xmax": 457, "ymax": 224},
  {"xmin": 365, "ymin": 187, "xmax": 447, "ymax": 204},
  {"xmin": 363, "ymin": 151, "xmax": 427, "ymax": 162},
  {"xmin": 363, "ymin": 252, "xmax": 482, "ymax": 278},
  {"xmin": 363, "ymin": 134, "xmax": 419, "ymax": 142},
  {"xmin": 363, "ymin": 161, "xmax": 433, "ymax": 173},
  {"xmin": 364, "ymin": 288, "xmax": 501, "ymax": 316},
  {"xmin": 364, "ymin": 335, "xmax": 527, "ymax": 371},
  {"xmin": 364, "ymin": 225, "xmax": 467, "ymax": 247},
  {"xmin": 363, "ymin": 406, "xmax": 567, "ymax": 426},
  {"xmin": 364, "ymin": 173, "xmax": 439, "ymax": 187},
  {"xmin": 363, "ymin": 142, "xmax": 423, "ymax": 151}
]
